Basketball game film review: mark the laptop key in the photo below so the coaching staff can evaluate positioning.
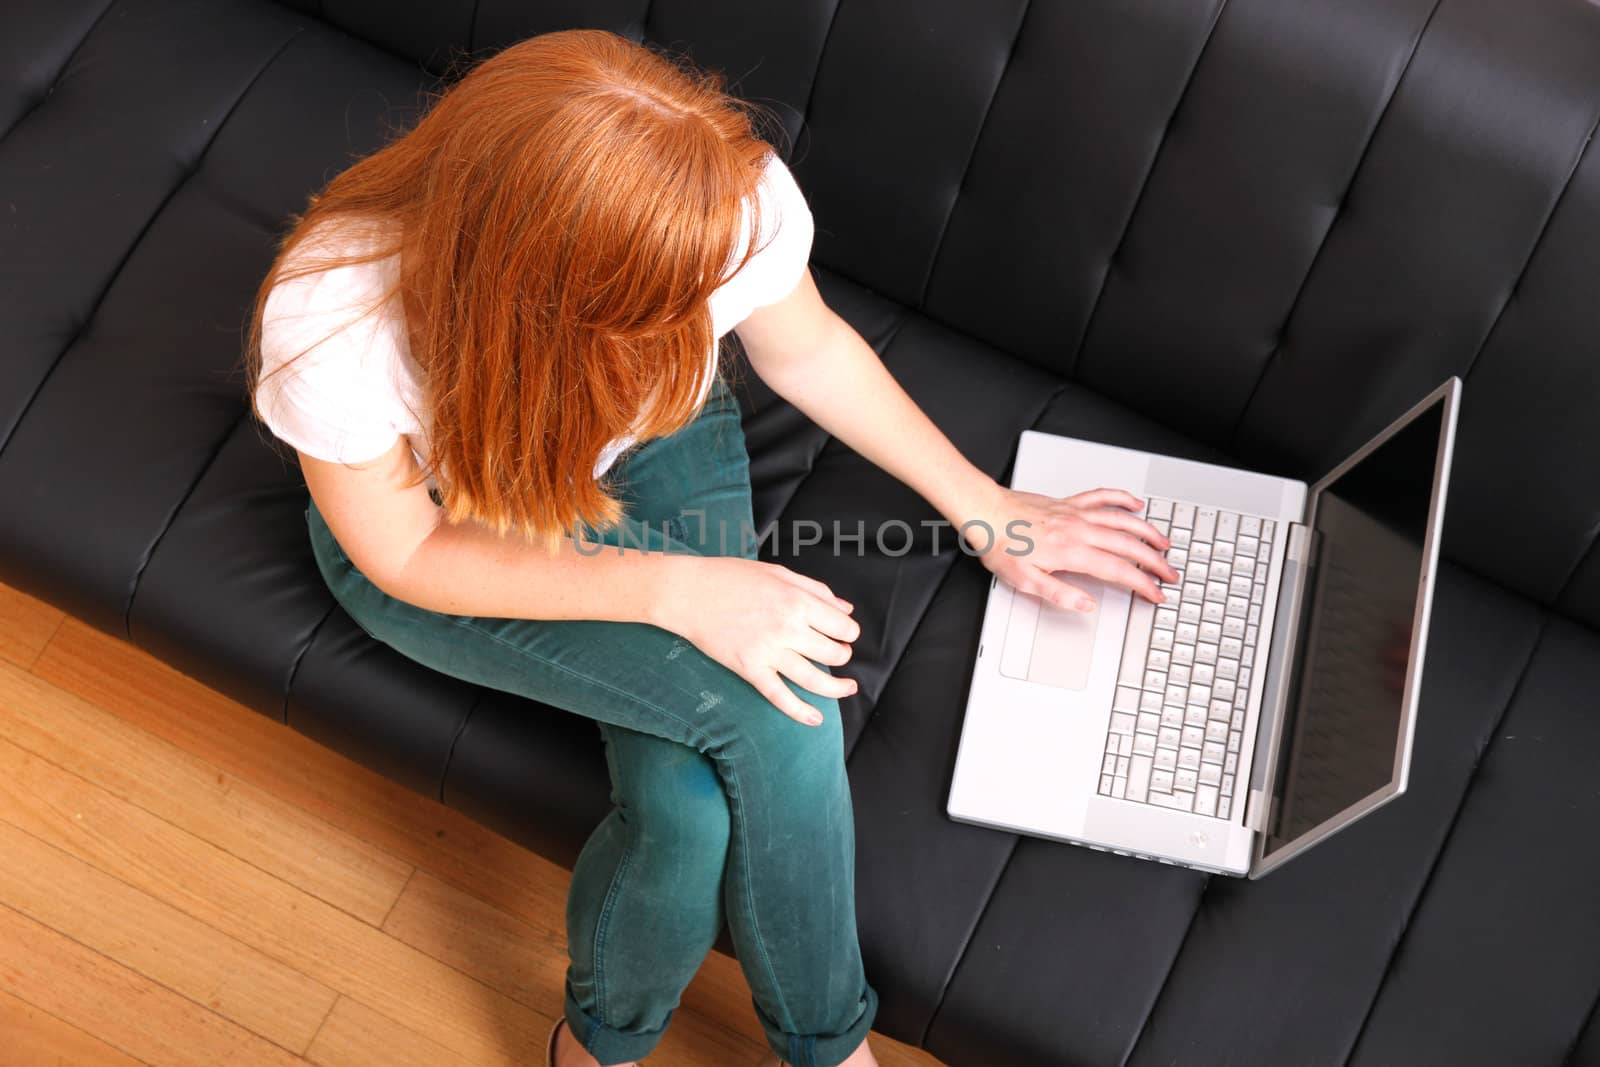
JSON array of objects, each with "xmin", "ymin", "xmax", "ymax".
[
  {"xmin": 1151, "ymin": 770, "xmax": 1174, "ymax": 793},
  {"xmin": 1127, "ymin": 754, "xmax": 1152, "ymax": 801},
  {"xmin": 1195, "ymin": 784, "xmax": 1218, "ymax": 817}
]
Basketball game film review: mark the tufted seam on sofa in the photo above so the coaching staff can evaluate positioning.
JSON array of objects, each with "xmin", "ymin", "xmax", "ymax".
[
  {"xmin": 1066, "ymin": 0, "xmax": 1230, "ymax": 381},
  {"xmin": 1336, "ymin": 611, "xmax": 1553, "ymax": 1067},
  {"xmin": 0, "ymin": 27, "xmax": 305, "ymax": 469},
  {"xmin": 1228, "ymin": 0, "xmax": 1446, "ymax": 453},
  {"xmin": 794, "ymin": 0, "xmax": 845, "ymax": 159},
  {"xmin": 1561, "ymin": 982, "xmax": 1600, "ymax": 1066},
  {"xmin": 118, "ymin": 27, "xmax": 307, "ymax": 640},
  {"xmin": 1460, "ymin": 102, "xmax": 1600, "ymax": 386},
  {"xmin": 920, "ymin": 837, "xmax": 1021, "ymax": 1048},
  {"xmin": 278, "ymin": 600, "xmax": 339, "ymax": 725},
  {"xmin": 1120, "ymin": 873, "xmax": 1215, "ymax": 1067},
  {"xmin": 0, "ymin": 0, "xmax": 118, "ymax": 145},
  {"xmin": 436, "ymin": 687, "xmax": 489, "ymax": 803},
  {"xmin": 913, "ymin": 0, "xmax": 1034, "ymax": 310},
  {"xmin": 1555, "ymin": 520, "xmax": 1600, "ymax": 611}
]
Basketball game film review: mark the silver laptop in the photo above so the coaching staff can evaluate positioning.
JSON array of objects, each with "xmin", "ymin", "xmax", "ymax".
[{"xmin": 948, "ymin": 377, "xmax": 1461, "ymax": 877}]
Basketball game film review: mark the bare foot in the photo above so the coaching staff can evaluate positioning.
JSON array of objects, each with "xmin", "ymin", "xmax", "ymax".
[{"xmin": 553, "ymin": 1018, "xmax": 635, "ymax": 1067}]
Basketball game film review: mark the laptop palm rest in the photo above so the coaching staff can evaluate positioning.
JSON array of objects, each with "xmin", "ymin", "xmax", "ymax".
[{"xmin": 998, "ymin": 577, "xmax": 1105, "ymax": 690}]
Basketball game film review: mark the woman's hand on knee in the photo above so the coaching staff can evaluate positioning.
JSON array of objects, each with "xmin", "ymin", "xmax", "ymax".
[{"xmin": 651, "ymin": 556, "xmax": 860, "ymax": 726}]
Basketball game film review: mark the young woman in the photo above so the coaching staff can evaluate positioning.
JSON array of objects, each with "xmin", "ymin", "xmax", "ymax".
[{"xmin": 246, "ymin": 29, "xmax": 1176, "ymax": 1067}]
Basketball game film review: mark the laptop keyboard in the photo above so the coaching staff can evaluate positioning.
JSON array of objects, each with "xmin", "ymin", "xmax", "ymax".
[{"xmin": 1097, "ymin": 498, "xmax": 1278, "ymax": 820}]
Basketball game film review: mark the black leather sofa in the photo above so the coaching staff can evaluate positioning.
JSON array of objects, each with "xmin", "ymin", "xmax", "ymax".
[{"xmin": 5, "ymin": 1, "xmax": 1600, "ymax": 1064}]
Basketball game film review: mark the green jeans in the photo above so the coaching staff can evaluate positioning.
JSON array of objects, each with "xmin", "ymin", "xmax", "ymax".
[{"xmin": 303, "ymin": 379, "xmax": 878, "ymax": 1067}]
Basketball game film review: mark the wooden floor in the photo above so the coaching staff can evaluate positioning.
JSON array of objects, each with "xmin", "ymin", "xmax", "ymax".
[{"xmin": 0, "ymin": 580, "xmax": 947, "ymax": 1067}]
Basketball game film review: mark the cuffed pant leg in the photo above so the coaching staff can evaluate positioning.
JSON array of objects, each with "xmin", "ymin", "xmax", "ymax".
[{"xmin": 562, "ymin": 723, "xmax": 730, "ymax": 1064}]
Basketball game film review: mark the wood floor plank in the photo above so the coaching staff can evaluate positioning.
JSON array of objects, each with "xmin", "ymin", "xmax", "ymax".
[
  {"xmin": 304, "ymin": 996, "xmax": 477, "ymax": 1067},
  {"xmin": 0, "ymin": 986, "xmax": 150, "ymax": 1067},
  {"xmin": 381, "ymin": 869, "xmax": 773, "ymax": 1062},
  {"xmin": 0, "ymin": 817, "xmax": 336, "ymax": 1053},
  {"xmin": 0, "ymin": 581, "xmax": 64, "ymax": 670},
  {"xmin": 20, "ymin": 602, "xmax": 949, "ymax": 1067},
  {"xmin": 0, "ymin": 901, "xmax": 305, "ymax": 1067},
  {"xmin": 0, "ymin": 734, "xmax": 551, "ymax": 1064},
  {"xmin": 0, "ymin": 655, "xmax": 411, "ymax": 927},
  {"xmin": 33, "ymin": 617, "xmax": 574, "ymax": 931},
  {"xmin": 380, "ymin": 868, "xmax": 567, "ymax": 1006}
]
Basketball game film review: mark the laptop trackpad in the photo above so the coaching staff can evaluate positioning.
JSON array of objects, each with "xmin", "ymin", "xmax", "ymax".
[{"xmin": 998, "ymin": 577, "xmax": 1104, "ymax": 690}]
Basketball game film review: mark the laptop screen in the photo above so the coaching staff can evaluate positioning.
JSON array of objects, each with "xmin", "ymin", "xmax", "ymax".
[{"xmin": 1259, "ymin": 394, "xmax": 1449, "ymax": 865}]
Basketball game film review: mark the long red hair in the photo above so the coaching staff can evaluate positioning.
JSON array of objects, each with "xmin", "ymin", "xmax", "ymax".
[{"xmin": 245, "ymin": 29, "xmax": 774, "ymax": 547}]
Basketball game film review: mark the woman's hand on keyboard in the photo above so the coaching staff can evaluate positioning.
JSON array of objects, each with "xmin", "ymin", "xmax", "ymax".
[{"xmin": 963, "ymin": 486, "xmax": 1178, "ymax": 612}]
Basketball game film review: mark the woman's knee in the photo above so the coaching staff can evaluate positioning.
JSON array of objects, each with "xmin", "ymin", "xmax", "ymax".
[
  {"xmin": 612, "ymin": 737, "xmax": 732, "ymax": 860},
  {"xmin": 716, "ymin": 685, "xmax": 848, "ymax": 794}
]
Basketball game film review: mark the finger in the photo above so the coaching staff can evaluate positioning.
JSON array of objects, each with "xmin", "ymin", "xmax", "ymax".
[
  {"xmin": 1082, "ymin": 525, "xmax": 1180, "ymax": 583},
  {"xmin": 805, "ymin": 600, "xmax": 862, "ymax": 644},
  {"xmin": 1080, "ymin": 506, "xmax": 1172, "ymax": 549},
  {"xmin": 1066, "ymin": 487, "xmax": 1145, "ymax": 513},
  {"xmin": 777, "ymin": 650, "xmax": 859, "ymax": 700},
  {"xmin": 794, "ymin": 627, "xmax": 854, "ymax": 668},
  {"xmin": 1021, "ymin": 570, "xmax": 1097, "ymax": 613},
  {"xmin": 751, "ymin": 667, "xmax": 827, "ymax": 725},
  {"xmin": 1072, "ymin": 550, "xmax": 1167, "ymax": 604},
  {"xmin": 770, "ymin": 564, "xmax": 852, "ymax": 612}
]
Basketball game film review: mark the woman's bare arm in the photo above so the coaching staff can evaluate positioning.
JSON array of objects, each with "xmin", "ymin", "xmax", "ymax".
[
  {"xmin": 298, "ymin": 438, "xmax": 692, "ymax": 624},
  {"xmin": 297, "ymin": 438, "xmax": 862, "ymax": 722},
  {"xmin": 733, "ymin": 270, "xmax": 1178, "ymax": 611}
]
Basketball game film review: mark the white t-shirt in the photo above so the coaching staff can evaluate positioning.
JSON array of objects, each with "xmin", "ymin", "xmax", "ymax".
[{"xmin": 255, "ymin": 151, "xmax": 814, "ymax": 493}]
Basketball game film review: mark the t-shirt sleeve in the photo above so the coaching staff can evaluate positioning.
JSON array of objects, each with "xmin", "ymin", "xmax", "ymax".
[
  {"xmin": 254, "ymin": 248, "xmax": 404, "ymax": 465},
  {"xmin": 709, "ymin": 151, "xmax": 817, "ymax": 335}
]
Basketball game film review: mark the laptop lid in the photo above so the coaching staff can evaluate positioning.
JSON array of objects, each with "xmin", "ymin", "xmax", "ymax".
[{"xmin": 1250, "ymin": 377, "xmax": 1462, "ymax": 878}]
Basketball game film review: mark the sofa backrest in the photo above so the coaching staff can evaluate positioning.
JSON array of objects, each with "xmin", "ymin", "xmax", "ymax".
[{"xmin": 280, "ymin": 0, "xmax": 1600, "ymax": 631}]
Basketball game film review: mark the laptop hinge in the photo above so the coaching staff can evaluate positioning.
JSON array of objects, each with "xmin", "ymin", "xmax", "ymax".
[{"xmin": 1244, "ymin": 522, "xmax": 1314, "ymax": 835}]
